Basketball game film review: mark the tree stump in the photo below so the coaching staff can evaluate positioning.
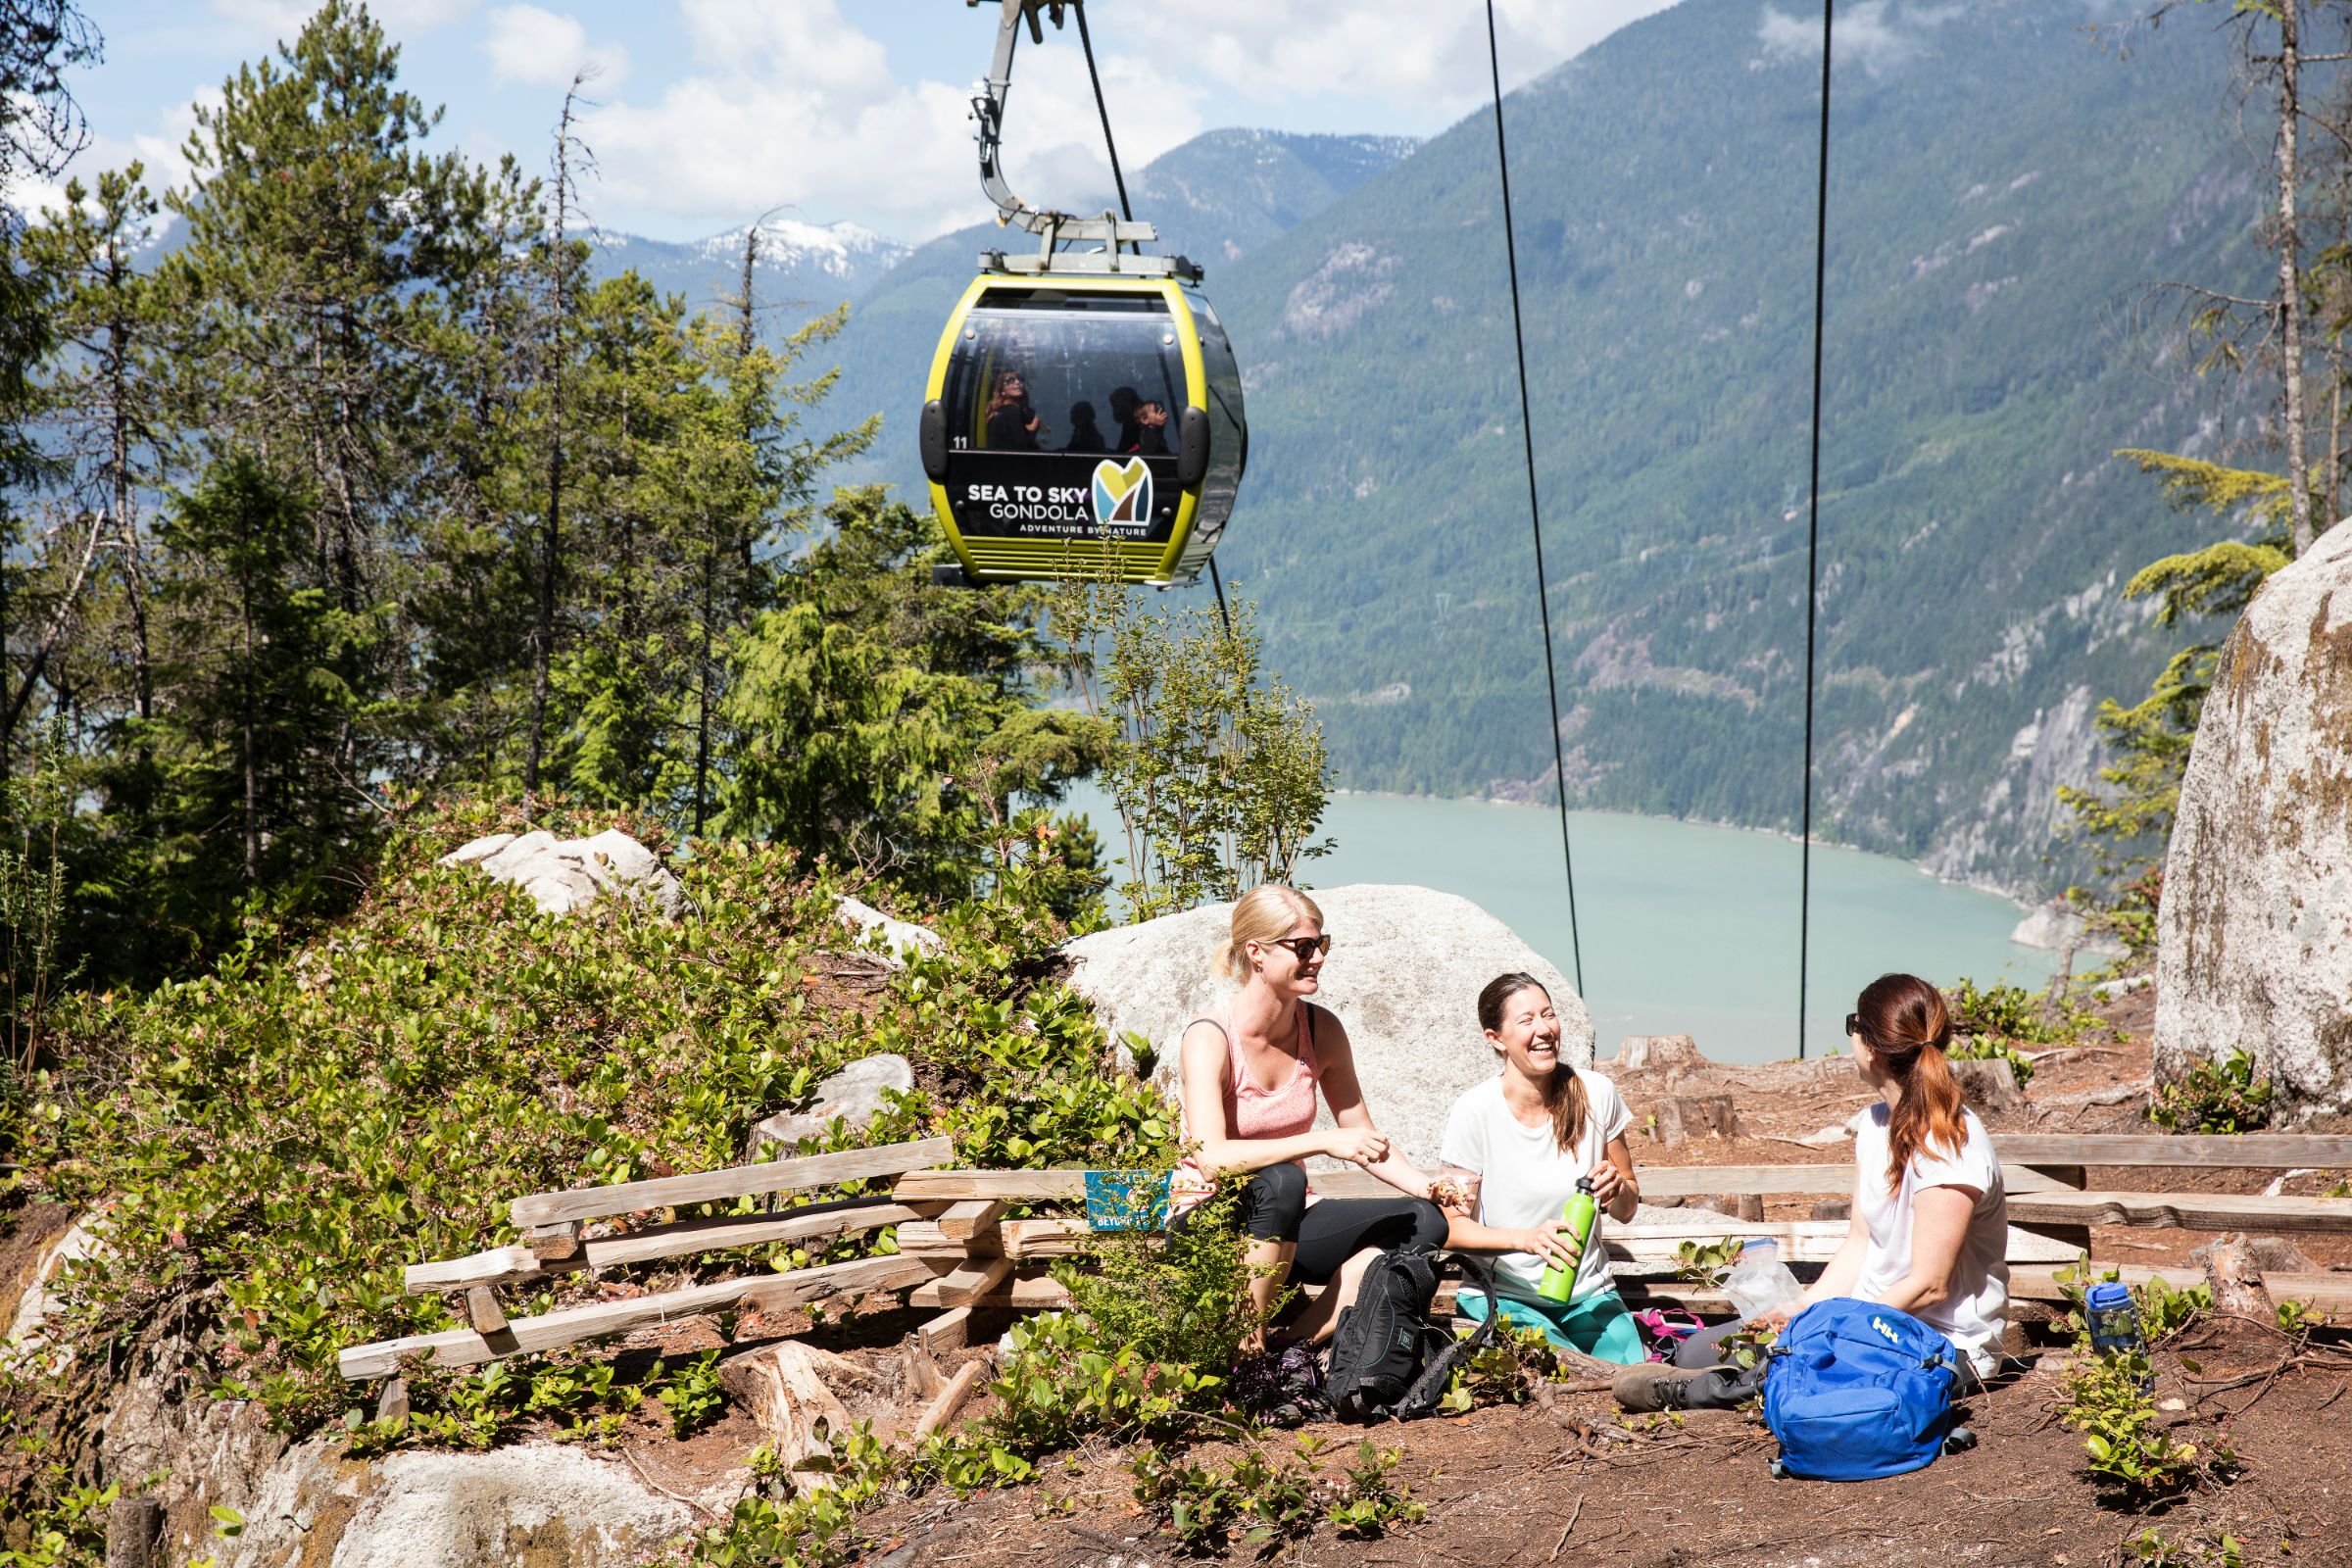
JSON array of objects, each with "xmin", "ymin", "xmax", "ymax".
[
  {"xmin": 720, "ymin": 1343, "xmax": 856, "ymax": 1487},
  {"xmin": 2190, "ymin": 1233, "xmax": 2274, "ymax": 1318},
  {"xmin": 1653, "ymin": 1095, "xmax": 1742, "ymax": 1147},
  {"xmin": 104, "ymin": 1497, "xmax": 162, "ymax": 1568}
]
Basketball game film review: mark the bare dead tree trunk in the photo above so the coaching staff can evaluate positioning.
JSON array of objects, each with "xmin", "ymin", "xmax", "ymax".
[
  {"xmin": 692, "ymin": 222, "xmax": 760, "ymax": 835},
  {"xmin": 2278, "ymin": 3, "xmax": 2317, "ymax": 558},
  {"xmin": 526, "ymin": 74, "xmax": 591, "ymax": 793}
]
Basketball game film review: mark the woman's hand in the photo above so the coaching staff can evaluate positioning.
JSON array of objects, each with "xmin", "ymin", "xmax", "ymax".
[
  {"xmin": 1756, "ymin": 1301, "xmax": 1798, "ymax": 1332},
  {"xmin": 1324, "ymin": 1126, "xmax": 1391, "ymax": 1167},
  {"xmin": 1586, "ymin": 1160, "xmax": 1628, "ymax": 1209},
  {"xmin": 1512, "ymin": 1222, "xmax": 1582, "ymax": 1272}
]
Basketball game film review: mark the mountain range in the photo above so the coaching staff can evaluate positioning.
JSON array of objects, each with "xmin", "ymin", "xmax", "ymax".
[{"xmin": 591, "ymin": 0, "xmax": 2269, "ymax": 899}]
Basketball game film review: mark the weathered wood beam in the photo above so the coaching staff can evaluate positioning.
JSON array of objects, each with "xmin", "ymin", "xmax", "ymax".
[
  {"xmin": 892, "ymin": 1168, "xmax": 1090, "ymax": 1201},
  {"xmin": 341, "ymin": 1253, "xmax": 938, "ymax": 1379},
  {"xmin": 404, "ymin": 1200, "xmax": 938, "ymax": 1295},
  {"xmin": 1992, "ymin": 1134, "xmax": 2352, "ymax": 1169},
  {"xmin": 2004, "ymin": 1190, "xmax": 2352, "ymax": 1233},
  {"xmin": 915, "ymin": 1360, "xmax": 989, "ymax": 1437},
  {"xmin": 908, "ymin": 1257, "xmax": 1013, "ymax": 1309},
  {"xmin": 511, "ymin": 1136, "xmax": 954, "ymax": 1228}
]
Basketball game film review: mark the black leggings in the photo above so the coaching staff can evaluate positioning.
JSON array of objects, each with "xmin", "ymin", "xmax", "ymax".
[{"xmin": 1178, "ymin": 1161, "xmax": 1448, "ymax": 1286}]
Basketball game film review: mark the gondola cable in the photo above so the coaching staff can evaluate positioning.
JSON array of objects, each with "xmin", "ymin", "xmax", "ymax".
[
  {"xmin": 1797, "ymin": 0, "xmax": 1834, "ymax": 1060},
  {"xmin": 1075, "ymin": 1, "xmax": 1235, "ymax": 639},
  {"xmin": 1484, "ymin": 0, "xmax": 1586, "ymax": 997}
]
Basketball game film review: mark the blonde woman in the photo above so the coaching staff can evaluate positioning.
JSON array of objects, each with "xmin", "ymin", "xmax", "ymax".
[{"xmin": 1169, "ymin": 885, "xmax": 1447, "ymax": 1348}]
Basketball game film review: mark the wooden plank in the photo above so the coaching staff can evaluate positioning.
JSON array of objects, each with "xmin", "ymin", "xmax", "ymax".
[
  {"xmin": 403, "ymin": 1200, "xmax": 935, "ymax": 1295},
  {"xmin": 1993, "ymin": 1134, "xmax": 2352, "ymax": 1169},
  {"xmin": 510, "ymin": 1136, "xmax": 956, "ymax": 1228},
  {"xmin": 919, "ymin": 1306, "xmax": 972, "ymax": 1355},
  {"xmin": 892, "ymin": 1169, "xmax": 1091, "ymax": 1201},
  {"xmin": 1637, "ymin": 1164, "xmax": 2073, "ymax": 1199},
  {"xmin": 915, "ymin": 1360, "xmax": 989, "ymax": 1437},
  {"xmin": 897, "ymin": 1221, "xmax": 1002, "ymax": 1259},
  {"xmin": 939, "ymin": 1200, "xmax": 1005, "ymax": 1241},
  {"xmin": 406, "ymin": 1246, "xmax": 579, "ymax": 1295},
  {"xmin": 465, "ymin": 1286, "xmax": 508, "ymax": 1335},
  {"xmin": 340, "ymin": 1253, "xmax": 937, "ymax": 1380},
  {"xmin": 969, "ymin": 1275, "xmax": 1075, "ymax": 1310},
  {"xmin": 523, "ymin": 1222, "xmax": 581, "ymax": 1261},
  {"xmin": 909, "ymin": 1256, "xmax": 1014, "ymax": 1309},
  {"xmin": 583, "ymin": 1201, "xmax": 935, "ymax": 1270},
  {"xmin": 2005, "ymin": 1190, "xmax": 2352, "ymax": 1233}
]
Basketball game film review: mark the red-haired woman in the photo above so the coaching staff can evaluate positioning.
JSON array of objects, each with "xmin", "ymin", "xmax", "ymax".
[{"xmin": 1617, "ymin": 973, "xmax": 2009, "ymax": 1409}]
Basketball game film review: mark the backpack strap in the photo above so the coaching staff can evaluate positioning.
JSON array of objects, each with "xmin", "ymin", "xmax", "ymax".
[{"xmin": 1394, "ymin": 1250, "xmax": 1505, "ymax": 1421}]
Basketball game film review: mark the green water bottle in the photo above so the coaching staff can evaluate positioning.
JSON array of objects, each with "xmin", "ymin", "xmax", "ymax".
[{"xmin": 1538, "ymin": 1178, "xmax": 1599, "ymax": 1303}]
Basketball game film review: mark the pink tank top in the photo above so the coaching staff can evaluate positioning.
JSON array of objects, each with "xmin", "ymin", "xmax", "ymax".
[{"xmin": 1169, "ymin": 1004, "xmax": 1321, "ymax": 1216}]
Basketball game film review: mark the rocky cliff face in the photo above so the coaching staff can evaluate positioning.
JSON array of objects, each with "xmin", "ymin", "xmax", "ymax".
[{"xmin": 2156, "ymin": 522, "xmax": 2352, "ymax": 1114}]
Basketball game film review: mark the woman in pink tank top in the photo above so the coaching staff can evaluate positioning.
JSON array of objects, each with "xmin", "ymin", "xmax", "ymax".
[{"xmin": 1171, "ymin": 886, "xmax": 1448, "ymax": 1351}]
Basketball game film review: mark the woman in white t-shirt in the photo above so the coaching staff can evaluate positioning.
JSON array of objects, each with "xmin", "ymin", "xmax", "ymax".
[
  {"xmin": 1436, "ymin": 972, "xmax": 1649, "ymax": 1363},
  {"xmin": 1616, "ymin": 972, "xmax": 2009, "ymax": 1410}
]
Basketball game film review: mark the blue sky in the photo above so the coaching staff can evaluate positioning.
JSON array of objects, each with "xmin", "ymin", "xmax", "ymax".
[{"xmin": 38, "ymin": 0, "xmax": 1681, "ymax": 244}]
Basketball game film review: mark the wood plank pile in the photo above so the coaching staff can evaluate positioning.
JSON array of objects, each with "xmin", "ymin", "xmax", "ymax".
[{"xmin": 342, "ymin": 1130, "xmax": 2352, "ymax": 1385}]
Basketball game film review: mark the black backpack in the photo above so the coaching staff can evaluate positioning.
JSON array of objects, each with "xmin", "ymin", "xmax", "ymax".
[{"xmin": 1324, "ymin": 1245, "xmax": 1500, "ymax": 1423}]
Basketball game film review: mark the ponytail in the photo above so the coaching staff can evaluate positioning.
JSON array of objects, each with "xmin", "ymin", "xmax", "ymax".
[{"xmin": 1852, "ymin": 973, "xmax": 1967, "ymax": 1188}]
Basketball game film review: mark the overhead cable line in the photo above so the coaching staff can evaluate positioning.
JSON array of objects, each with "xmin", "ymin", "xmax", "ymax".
[
  {"xmin": 1074, "ymin": 0, "xmax": 1233, "ymax": 638},
  {"xmin": 1797, "ymin": 1, "xmax": 1835, "ymax": 1059},
  {"xmin": 1485, "ymin": 0, "xmax": 1585, "ymax": 997}
]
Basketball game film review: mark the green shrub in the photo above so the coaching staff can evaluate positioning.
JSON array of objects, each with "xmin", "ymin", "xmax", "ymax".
[
  {"xmin": 2058, "ymin": 1348, "xmax": 2235, "ymax": 1500},
  {"xmin": 0, "ymin": 798, "xmax": 1177, "ymax": 1531},
  {"xmin": 2150, "ymin": 1049, "xmax": 2273, "ymax": 1133},
  {"xmin": 1054, "ymin": 1185, "xmax": 1278, "ymax": 1375},
  {"xmin": 1128, "ymin": 1436, "xmax": 1423, "ymax": 1557}
]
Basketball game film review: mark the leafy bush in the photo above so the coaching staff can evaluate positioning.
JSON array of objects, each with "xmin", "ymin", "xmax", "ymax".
[
  {"xmin": 0, "ymin": 799, "xmax": 1176, "ymax": 1530},
  {"xmin": 1943, "ymin": 976, "xmax": 2108, "ymax": 1081},
  {"xmin": 2150, "ymin": 1050, "xmax": 2274, "ymax": 1133},
  {"xmin": 1054, "ymin": 1185, "xmax": 1278, "ymax": 1375},
  {"xmin": 2059, "ymin": 1348, "xmax": 2235, "ymax": 1500},
  {"xmin": 1128, "ymin": 1436, "xmax": 1423, "ymax": 1557}
]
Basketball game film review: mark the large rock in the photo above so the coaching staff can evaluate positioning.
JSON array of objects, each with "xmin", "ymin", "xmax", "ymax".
[
  {"xmin": 2157, "ymin": 522, "xmax": 2352, "ymax": 1114},
  {"xmin": 219, "ymin": 1439, "xmax": 708, "ymax": 1568},
  {"xmin": 2010, "ymin": 903, "xmax": 2128, "ymax": 960},
  {"xmin": 746, "ymin": 1054, "xmax": 916, "ymax": 1159},
  {"xmin": 440, "ymin": 828, "xmax": 684, "ymax": 918},
  {"xmin": 835, "ymin": 897, "xmax": 946, "ymax": 965},
  {"xmin": 1060, "ymin": 885, "xmax": 1588, "ymax": 1168}
]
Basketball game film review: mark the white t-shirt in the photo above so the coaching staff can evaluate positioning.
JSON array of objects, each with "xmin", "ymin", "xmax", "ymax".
[
  {"xmin": 1850, "ymin": 1102, "xmax": 2010, "ymax": 1375},
  {"xmin": 1440, "ymin": 1071, "xmax": 1632, "ymax": 1305}
]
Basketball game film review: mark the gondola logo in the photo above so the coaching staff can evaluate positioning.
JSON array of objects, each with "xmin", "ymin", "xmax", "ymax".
[{"xmin": 1091, "ymin": 458, "xmax": 1152, "ymax": 526}]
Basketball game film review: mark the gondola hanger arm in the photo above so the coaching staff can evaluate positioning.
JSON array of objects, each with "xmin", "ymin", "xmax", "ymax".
[{"xmin": 966, "ymin": 0, "xmax": 1194, "ymax": 277}]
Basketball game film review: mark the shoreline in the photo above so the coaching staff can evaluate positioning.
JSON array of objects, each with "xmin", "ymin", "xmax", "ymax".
[{"xmin": 1322, "ymin": 786, "xmax": 2042, "ymax": 913}]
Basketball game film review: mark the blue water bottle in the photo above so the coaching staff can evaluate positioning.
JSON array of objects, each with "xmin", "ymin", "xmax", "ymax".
[{"xmin": 2085, "ymin": 1281, "xmax": 2152, "ymax": 1390}]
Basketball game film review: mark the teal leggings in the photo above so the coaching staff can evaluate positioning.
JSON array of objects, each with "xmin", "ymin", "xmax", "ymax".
[{"xmin": 1456, "ymin": 1287, "xmax": 1648, "ymax": 1364}]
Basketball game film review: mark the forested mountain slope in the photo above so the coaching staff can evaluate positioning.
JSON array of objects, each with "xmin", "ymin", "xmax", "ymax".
[
  {"xmin": 808, "ymin": 0, "xmax": 2265, "ymax": 897},
  {"xmin": 1199, "ymin": 0, "xmax": 2264, "ymax": 895}
]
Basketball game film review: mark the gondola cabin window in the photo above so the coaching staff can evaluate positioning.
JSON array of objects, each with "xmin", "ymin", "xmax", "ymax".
[{"xmin": 945, "ymin": 293, "xmax": 1190, "ymax": 464}]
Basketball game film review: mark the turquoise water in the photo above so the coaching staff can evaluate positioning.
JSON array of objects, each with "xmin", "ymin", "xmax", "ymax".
[{"xmin": 1062, "ymin": 786, "xmax": 2059, "ymax": 1065}]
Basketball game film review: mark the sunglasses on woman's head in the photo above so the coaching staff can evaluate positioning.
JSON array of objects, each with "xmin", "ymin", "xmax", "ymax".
[{"xmin": 1263, "ymin": 934, "xmax": 1333, "ymax": 961}]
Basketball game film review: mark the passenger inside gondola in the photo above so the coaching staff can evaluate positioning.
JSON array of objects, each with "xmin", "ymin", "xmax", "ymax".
[
  {"xmin": 1132, "ymin": 400, "xmax": 1170, "ymax": 456},
  {"xmin": 984, "ymin": 369, "xmax": 1043, "ymax": 450},
  {"xmin": 1107, "ymin": 384, "xmax": 1141, "ymax": 452},
  {"xmin": 1062, "ymin": 400, "xmax": 1105, "ymax": 453}
]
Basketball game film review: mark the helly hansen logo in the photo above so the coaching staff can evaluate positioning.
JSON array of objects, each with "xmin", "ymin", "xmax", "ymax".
[{"xmin": 1871, "ymin": 1316, "xmax": 1900, "ymax": 1345}]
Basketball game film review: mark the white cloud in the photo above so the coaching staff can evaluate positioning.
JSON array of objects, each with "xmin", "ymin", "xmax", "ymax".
[
  {"xmin": 1759, "ymin": 0, "xmax": 1949, "ymax": 75},
  {"xmin": 16, "ymin": 88, "xmax": 219, "ymax": 229},
  {"xmin": 572, "ymin": 0, "xmax": 1204, "ymax": 242},
  {"xmin": 1115, "ymin": 0, "xmax": 1680, "ymax": 117},
  {"xmin": 483, "ymin": 5, "xmax": 631, "ymax": 90}
]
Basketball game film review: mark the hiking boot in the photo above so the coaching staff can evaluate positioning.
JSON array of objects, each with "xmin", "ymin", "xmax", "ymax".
[{"xmin": 1612, "ymin": 1364, "xmax": 1701, "ymax": 1413}]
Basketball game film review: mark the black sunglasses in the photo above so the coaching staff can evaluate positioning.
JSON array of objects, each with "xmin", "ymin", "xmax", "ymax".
[
  {"xmin": 1844, "ymin": 1012, "xmax": 1863, "ymax": 1038},
  {"xmin": 1261, "ymin": 934, "xmax": 1333, "ymax": 961}
]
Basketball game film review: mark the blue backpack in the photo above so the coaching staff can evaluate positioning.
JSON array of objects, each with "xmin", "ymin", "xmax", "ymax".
[{"xmin": 1762, "ymin": 1298, "xmax": 1956, "ymax": 1480}]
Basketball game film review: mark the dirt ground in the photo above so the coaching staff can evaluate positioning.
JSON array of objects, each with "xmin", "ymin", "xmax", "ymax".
[{"xmin": 579, "ymin": 988, "xmax": 2352, "ymax": 1568}]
